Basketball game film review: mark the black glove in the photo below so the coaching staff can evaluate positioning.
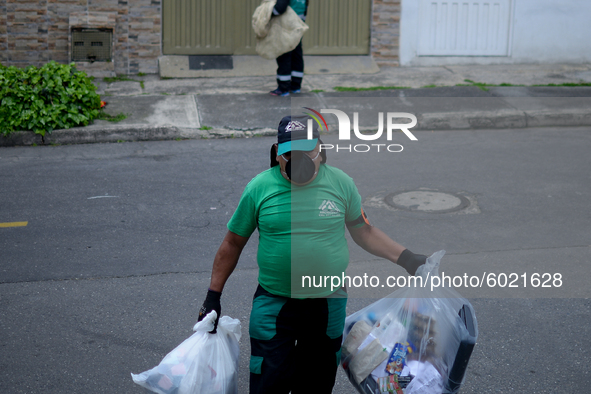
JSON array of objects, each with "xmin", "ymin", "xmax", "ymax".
[
  {"xmin": 198, "ymin": 289, "xmax": 221, "ymax": 333},
  {"xmin": 397, "ymin": 249, "xmax": 427, "ymax": 276}
]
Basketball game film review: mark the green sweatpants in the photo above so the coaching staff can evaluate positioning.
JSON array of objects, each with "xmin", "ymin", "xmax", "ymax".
[{"xmin": 249, "ymin": 285, "xmax": 347, "ymax": 394}]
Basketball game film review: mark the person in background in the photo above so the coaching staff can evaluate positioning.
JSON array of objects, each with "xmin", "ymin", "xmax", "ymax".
[{"xmin": 269, "ymin": 0, "xmax": 308, "ymax": 96}]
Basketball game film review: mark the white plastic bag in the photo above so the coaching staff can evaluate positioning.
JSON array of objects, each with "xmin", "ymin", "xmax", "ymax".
[
  {"xmin": 132, "ymin": 311, "xmax": 241, "ymax": 394},
  {"xmin": 341, "ymin": 251, "xmax": 478, "ymax": 394}
]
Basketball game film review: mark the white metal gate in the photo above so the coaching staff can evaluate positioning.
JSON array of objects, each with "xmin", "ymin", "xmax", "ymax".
[{"xmin": 417, "ymin": 0, "xmax": 513, "ymax": 56}]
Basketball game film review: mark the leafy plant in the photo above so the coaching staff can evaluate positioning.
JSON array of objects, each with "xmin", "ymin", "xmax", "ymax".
[{"xmin": 0, "ymin": 61, "xmax": 102, "ymax": 137}]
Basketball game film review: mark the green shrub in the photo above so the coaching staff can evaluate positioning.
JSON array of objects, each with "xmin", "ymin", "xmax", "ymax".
[{"xmin": 0, "ymin": 61, "xmax": 101, "ymax": 137}]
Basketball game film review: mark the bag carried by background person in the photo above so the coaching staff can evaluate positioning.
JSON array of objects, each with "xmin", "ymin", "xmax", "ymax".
[{"xmin": 252, "ymin": 0, "xmax": 309, "ymax": 60}]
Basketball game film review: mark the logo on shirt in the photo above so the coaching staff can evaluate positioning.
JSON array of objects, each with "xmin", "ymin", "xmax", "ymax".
[{"xmin": 319, "ymin": 200, "xmax": 341, "ymax": 217}]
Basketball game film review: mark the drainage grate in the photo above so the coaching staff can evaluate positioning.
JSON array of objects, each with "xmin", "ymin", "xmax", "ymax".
[
  {"xmin": 188, "ymin": 56, "xmax": 233, "ymax": 70},
  {"xmin": 71, "ymin": 28, "xmax": 112, "ymax": 62}
]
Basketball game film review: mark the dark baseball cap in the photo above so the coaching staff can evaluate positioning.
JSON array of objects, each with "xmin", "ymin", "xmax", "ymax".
[{"xmin": 277, "ymin": 115, "xmax": 320, "ymax": 155}]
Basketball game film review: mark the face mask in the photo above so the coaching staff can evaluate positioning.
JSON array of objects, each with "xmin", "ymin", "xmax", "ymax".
[{"xmin": 282, "ymin": 151, "xmax": 319, "ymax": 184}]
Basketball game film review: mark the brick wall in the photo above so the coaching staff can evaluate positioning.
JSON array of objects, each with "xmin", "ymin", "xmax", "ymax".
[
  {"xmin": 4, "ymin": 0, "xmax": 50, "ymax": 65},
  {"xmin": 371, "ymin": 0, "xmax": 401, "ymax": 67},
  {"xmin": 0, "ymin": 0, "xmax": 161, "ymax": 75},
  {"xmin": 0, "ymin": 0, "xmax": 7, "ymax": 64},
  {"xmin": 128, "ymin": 0, "xmax": 160, "ymax": 74}
]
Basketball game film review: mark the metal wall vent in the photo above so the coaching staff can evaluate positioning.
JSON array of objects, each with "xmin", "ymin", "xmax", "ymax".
[{"xmin": 71, "ymin": 28, "xmax": 113, "ymax": 62}]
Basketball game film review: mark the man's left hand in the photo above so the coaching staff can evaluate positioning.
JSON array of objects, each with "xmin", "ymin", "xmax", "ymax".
[{"xmin": 397, "ymin": 249, "xmax": 427, "ymax": 275}]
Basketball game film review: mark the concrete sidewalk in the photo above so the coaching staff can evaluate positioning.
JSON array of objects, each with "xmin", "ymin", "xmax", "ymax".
[{"xmin": 1, "ymin": 63, "xmax": 591, "ymax": 146}]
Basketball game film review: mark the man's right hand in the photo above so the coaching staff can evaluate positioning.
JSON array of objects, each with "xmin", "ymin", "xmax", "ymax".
[{"xmin": 198, "ymin": 289, "xmax": 221, "ymax": 333}]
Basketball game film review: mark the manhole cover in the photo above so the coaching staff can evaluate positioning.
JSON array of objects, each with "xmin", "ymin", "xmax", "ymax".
[{"xmin": 386, "ymin": 190, "xmax": 469, "ymax": 213}]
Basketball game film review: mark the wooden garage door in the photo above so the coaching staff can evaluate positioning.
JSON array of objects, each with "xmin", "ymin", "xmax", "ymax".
[
  {"xmin": 162, "ymin": 0, "xmax": 371, "ymax": 55},
  {"xmin": 303, "ymin": 0, "xmax": 371, "ymax": 55}
]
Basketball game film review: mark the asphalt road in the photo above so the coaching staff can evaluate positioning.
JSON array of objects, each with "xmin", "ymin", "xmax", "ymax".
[{"xmin": 1, "ymin": 127, "xmax": 590, "ymax": 393}]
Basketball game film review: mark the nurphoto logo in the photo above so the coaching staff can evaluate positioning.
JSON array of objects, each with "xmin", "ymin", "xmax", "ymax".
[{"xmin": 302, "ymin": 107, "xmax": 418, "ymax": 153}]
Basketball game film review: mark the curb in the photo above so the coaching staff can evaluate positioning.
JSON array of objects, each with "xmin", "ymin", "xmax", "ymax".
[
  {"xmin": 413, "ymin": 108, "xmax": 591, "ymax": 130},
  {"xmin": 416, "ymin": 109, "xmax": 526, "ymax": 130},
  {"xmin": 1, "ymin": 110, "xmax": 589, "ymax": 147},
  {"xmin": 0, "ymin": 125, "xmax": 278, "ymax": 147}
]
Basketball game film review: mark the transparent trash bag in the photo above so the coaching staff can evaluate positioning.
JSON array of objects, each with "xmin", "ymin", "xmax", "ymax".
[
  {"xmin": 341, "ymin": 251, "xmax": 478, "ymax": 394},
  {"xmin": 132, "ymin": 311, "xmax": 241, "ymax": 394}
]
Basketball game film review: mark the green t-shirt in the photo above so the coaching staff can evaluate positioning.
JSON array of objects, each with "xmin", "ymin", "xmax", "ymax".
[{"xmin": 227, "ymin": 164, "xmax": 364, "ymax": 298}]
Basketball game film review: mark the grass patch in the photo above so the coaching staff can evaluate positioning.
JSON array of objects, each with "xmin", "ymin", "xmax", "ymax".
[
  {"xmin": 532, "ymin": 82, "xmax": 591, "ymax": 87},
  {"xmin": 329, "ymin": 80, "xmax": 591, "ymax": 93},
  {"xmin": 103, "ymin": 75, "xmax": 144, "ymax": 89},
  {"xmin": 96, "ymin": 111, "xmax": 129, "ymax": 123},
  {"xmin": 160, "ymin": 76, "xmax": 173, "ymax": 80},
  {"xmin": 311, "ymin": 89, "xmax": 324, "ymax": 93},
  {"xmin": 137, "ymin": 72, "xmax": 146, "ymax": 77},
  {"xmin": 456, "ymin": 79, "xmax": 524, "ymax": 91},
  {"xmin": 199, "ymin": 125, "xmax": 213, "ymax": 130},
  {"xmin": 333, "ymin": 86, "xmax": 410, "ymax": 92},
  {"xmin": 461, "ymin": 79, "xmax": 490, "ymax": 91},
  {"xmin": 455, "ymin": 79, "xmax": 591, "ymax": 90},
  {"xmin": 104, "ymin": 75, "xmax": 136, "ymax": 83}
]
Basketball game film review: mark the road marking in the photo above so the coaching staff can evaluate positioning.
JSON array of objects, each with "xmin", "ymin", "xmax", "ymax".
[
  {"xmin": 0, "ymin": 221, "xmax": 28, "ymax": 228},
  {"xmin": 87, "ymin": 195, "xmax": 119, "ymax": 199}
]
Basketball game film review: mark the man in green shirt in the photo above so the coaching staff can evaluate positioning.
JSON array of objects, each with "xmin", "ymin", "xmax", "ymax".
[{"xmin": 199, "ymin": 115, "xmax": 427, "ymax": 393}]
